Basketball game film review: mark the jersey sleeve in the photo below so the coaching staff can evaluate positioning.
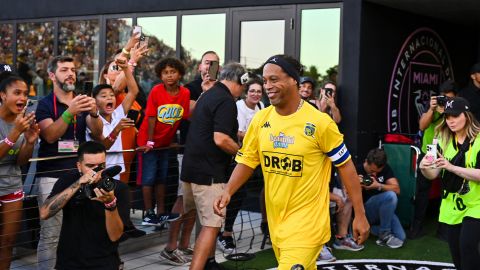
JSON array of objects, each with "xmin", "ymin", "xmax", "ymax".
[
  {"xmin": 319, "ymin": 119, "xmax": 351, "ymax": 167},
  {"xmin": 235, "ymin": 112, "xmax": 261, "ymax": 169}
]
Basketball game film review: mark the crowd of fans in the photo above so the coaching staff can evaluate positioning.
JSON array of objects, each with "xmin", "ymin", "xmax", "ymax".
[{"xmin": 0, "ymin": 27, "xmax": 479, "ymax": 270}]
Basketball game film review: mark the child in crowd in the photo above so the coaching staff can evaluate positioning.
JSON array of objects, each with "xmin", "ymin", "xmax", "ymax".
[
  {"xmin": 87, "ymin": 55, "xmax": 138, "ymax": 179},
  {"xmin": 0, "ymin": 72, "xmax": 39, "ymax": 269},
  {"xmin": 137, "ymin": 57, "xmax": 190, "ymax": 226}
]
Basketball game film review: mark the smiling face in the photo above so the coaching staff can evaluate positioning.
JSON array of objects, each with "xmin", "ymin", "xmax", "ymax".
[
  {"xmin": 1, "ymin": 80, "xmax": 28, "ymax": 114},
  {"xmin": 299, "ymin": 82, "xmax": 314, "ymax": 99},
  {"xmin": 94, "ymin": 87, "xmax": 116, "ymax": 115},
  {"xmin": 262, "ymin": 63, "xmax": 298, "ymax": 108},
  {"xmin": 245, "ymin": 83, "xmax": 263, "ymax": 105}
]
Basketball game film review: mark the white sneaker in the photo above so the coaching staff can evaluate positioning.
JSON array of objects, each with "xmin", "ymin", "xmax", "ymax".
[{"xmin": 317, "ymin": 246, "xmax": 336, "ymax": 262}]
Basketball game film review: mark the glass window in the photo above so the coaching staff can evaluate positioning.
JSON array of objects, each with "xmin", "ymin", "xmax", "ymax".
[
  {"xmin": 181, "ymin": 13, "xmax": 226, "ymax": 82},
  {"xmin": 106, "ymin": 18, "xmax": 133, "ymax": 60},
  {"xmin": 137, "ymin": 16, "xmax": 176, "ymax": 94},
  {"xmin": 59, "ymin": 20, "xmax": 100, "ymax": 89},
  {"xmin": 17, "ymin": 22, "xmax": 55, "ymax": 97},
  {"xmin": 0, "ymin": 24, "xmax": 14, "ymax": 65},
  {"xmin": 300, "ymin": 8, "xmax": 341, "ymax": 84},
  {"xmin": 240, "ymin": 20, "xmax": 285, "ymax": 69}
]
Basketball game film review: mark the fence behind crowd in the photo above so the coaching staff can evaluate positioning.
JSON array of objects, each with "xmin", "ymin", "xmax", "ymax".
[{"xmin": 7, "ymin": 145, "xmax": 266, "ymax": 269}]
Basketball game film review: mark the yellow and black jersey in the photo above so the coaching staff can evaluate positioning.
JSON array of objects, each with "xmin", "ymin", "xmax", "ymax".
[{"xmin": 236, "ymin": 101, "xmax": 351, "ymax": 248}]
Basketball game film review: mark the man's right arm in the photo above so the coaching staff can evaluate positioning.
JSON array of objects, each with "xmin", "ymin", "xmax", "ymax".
[
  {"xmin": 213, "ymin": 132, "xmax": 239, "ymax": 155},
  {"xmin": 214, "ymin": 163, "xmax": 254, "ymax": 216},
  {"xmin": 39, "ymin": 180, "xmax": 82, "ymax": 220},
  {"xmin": 337, "ymin": 159, "xmax": 370, "ymax": 244}
]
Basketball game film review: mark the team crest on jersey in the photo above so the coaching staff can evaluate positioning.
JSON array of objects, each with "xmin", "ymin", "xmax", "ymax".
[
  {"xmin": 304, "ymin": 122, "xmax": 316, "ymax": 137},
  {"xmin": 270, "ymin": 132, "xmax": 295, "ymax": 149},
  {"xmin": 157, "ymin": 104, "xmax": 184, "ymax": 125}
]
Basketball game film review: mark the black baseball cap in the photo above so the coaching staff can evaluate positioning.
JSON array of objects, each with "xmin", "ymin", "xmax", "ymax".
[
  {"xmin": 0, "ymin": 64, "xmax": 14, "ymax": 74},
  {"xmin": 470, "ymin": 63, "xmax": 480, "ymax": 74},
  {"xmin": 299, "ymin": 76, "xmax": 316, "ymax": 88},
  {"xmin": 444, "ymin": 97, "xmax": 470, "ymax": 116}
]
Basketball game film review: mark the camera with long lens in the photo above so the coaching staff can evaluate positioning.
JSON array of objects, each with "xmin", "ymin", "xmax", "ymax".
[
  {"xmin": 82, "ymin": 165, "xmax": 121, "ymax": 199},
  {"xmin": 436, "ymin": 95, "xmax": 449, "ymax": 106},
  {"xmin": 360, "ymin": 175, "xmax": 373, "ymax": 186}
]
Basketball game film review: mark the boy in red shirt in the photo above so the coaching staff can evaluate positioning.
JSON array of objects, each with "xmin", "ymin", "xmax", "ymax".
[{"xmin": 137, "ymin": 58, "xmax": 190, "ymax": 226}]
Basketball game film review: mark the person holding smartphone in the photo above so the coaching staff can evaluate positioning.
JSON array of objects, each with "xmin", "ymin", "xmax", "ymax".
[
  {"xmin": 319, "ymin": 81, "xmax": 342, "ymax": 123},
  {"xmin": 410, "ymin": 80, "xmax": 457, "ymax": 239},
  {"xmin": 420, "ymin": 97, "xmax": 480, "ymax": 270},
  {"xmin": 0, "ymin": 72, "xmax": 39, "ymax": 269}
]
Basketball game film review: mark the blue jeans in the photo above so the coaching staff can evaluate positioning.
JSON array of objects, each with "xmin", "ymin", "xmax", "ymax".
[
  {"xmin": 141, "ymin": 149, "xmax": 168, "ymax": 186},
  {"xmin": 365, "ymin": 191, "xmax": 406, "ymax": 240}
]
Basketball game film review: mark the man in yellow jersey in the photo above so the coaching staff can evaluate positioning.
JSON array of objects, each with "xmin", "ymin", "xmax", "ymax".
[{"xmin": 214, "ymin": 55, "xmax": 369, "ymax": 270}]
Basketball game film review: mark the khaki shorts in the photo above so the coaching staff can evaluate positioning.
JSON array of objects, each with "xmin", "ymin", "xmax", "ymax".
[{"xmin": 183, "ymin": 181, "xmax": 226, "ymax": 227}]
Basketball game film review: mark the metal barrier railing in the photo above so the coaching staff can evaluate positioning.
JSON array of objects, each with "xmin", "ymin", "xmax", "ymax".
[{"xmin": 7, "ymin": 145, "xmax": 266, "ymax": 269}]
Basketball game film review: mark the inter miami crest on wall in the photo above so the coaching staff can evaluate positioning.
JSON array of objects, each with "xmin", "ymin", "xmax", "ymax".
[{"xmin": 387, "ymin": 27, "xmax": 454, "ymax": 134}]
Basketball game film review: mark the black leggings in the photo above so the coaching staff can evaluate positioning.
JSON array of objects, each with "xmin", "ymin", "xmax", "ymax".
[{"xmin": 447, "ymin": 217, "xmax": 480, "ymax": 270}]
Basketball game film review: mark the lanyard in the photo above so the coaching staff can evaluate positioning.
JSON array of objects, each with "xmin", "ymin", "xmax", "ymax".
[{"xmin": 53, "ymin": 94, "xmax": 77, "ymax": 141}]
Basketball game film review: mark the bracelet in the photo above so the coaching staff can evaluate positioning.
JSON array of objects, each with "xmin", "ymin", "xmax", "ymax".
[
  {"xmin": 2, "ymin": 137, "xmax": 15, "ymax": 147},
  {"xmin": 104, "ymin": 196, "xmax": 117, "ymax": 210},
  {"xmin": 146, "ymin": 141, "xmax": 154, "ymax": 148},
  {"xmin": 378, "ymin": 184, "xmax": 383, "ymax": 191},
  {"xmin": 61, "ymin": 111, "xmax": 74, "ymax": 124},
  {"xmin": 89, "ymin": 110, "xmax": 99, "ymax": 118},
  {"xmin": 128, "ymin": 60, "xmax": 137, "ymax": 67},
  {"xmin": 122, "ymin": 48, "xmax": 130, "ymax": 55}
]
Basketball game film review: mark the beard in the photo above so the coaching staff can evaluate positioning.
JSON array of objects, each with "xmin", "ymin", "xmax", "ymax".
[{"xmin": 56, "ymin": 75, "xmax": 76, "ymax": 92}]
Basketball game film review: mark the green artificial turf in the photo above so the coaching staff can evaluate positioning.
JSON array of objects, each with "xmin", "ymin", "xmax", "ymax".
[{"xmin": 222, "ymin": 215, "xmax": 452, "ymax": 269}]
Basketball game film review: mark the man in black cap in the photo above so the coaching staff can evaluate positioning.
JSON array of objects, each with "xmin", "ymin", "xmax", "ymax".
[{"xmin": 458, "ymin": 63, "xmax": 480, "ymax": 121}]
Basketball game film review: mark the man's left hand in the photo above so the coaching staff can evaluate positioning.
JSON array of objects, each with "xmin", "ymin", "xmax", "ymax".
[{"xmin": 92, "ymin": 188, "xmax": 115, "ymax": 204}]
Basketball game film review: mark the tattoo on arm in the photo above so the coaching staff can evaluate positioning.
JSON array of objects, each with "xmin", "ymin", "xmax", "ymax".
[{"xmin": 43, "ymin": 180, "xmax": 81, "ymax": 219}]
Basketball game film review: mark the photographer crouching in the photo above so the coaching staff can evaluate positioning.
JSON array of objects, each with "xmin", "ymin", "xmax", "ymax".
[{"xmin": 40, "ymin": 141, "xmax": 129, "ymax": 270}]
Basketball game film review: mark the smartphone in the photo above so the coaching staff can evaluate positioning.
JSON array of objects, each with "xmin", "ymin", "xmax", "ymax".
[
  {"xmin": 208, "ymin": 61, "xmax": 219, "ymax": 81},
  {"xmin": 82, "ymin": 81, "xmax": 93, "ymax": 96},
  {"xmin": 138, "ymin": 36, "xmax": 149, "ymax": 49},
  {"xmin": 324, "ymin": 87, "xmax": 334, "ymax": 97},
  {"xmin": 425, "ymin": 144, "xmax": 437, "ymax": 167},
  {"xmin": 126, "ymin": 109, "xmax": 139, "ymax": 122},
  {"xmin": 133, "ymin": 25, "xmax": 142, "ymax": 37}
]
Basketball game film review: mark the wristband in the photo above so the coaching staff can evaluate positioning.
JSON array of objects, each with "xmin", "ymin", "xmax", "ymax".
[
  {"xmin": 128, "ymin": 60, "xmax": 137, "ymax": 67},
  {"xmin": 146, "ymin": 141, "xmax": 154, "ymax": 148},
  {"xmin": 122, "ymin": 48, "xmax": 130, "ymax": 55},
  {"xmin": 107, "ymin": 131, "xmax": 117, "ymax": 142},
  {"xmin": 104, "ymin": 196, "xmax": 117, "ymax": 210},
  {"xmin": 61, "ymin": 111, "xmax": 74, "ymax": 124},
  {"xmin": 378, "ymin": 184, "xmax": 383, "ymax": 191},
  {"xmin": 2, "ymin": 137, "xmax": 15, "ymax": 147}
]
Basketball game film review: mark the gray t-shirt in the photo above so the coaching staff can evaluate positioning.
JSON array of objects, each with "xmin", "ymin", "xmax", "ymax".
[{"xmin": 0, "ymin": 118, "xmax": 24, "ymax": 196}]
